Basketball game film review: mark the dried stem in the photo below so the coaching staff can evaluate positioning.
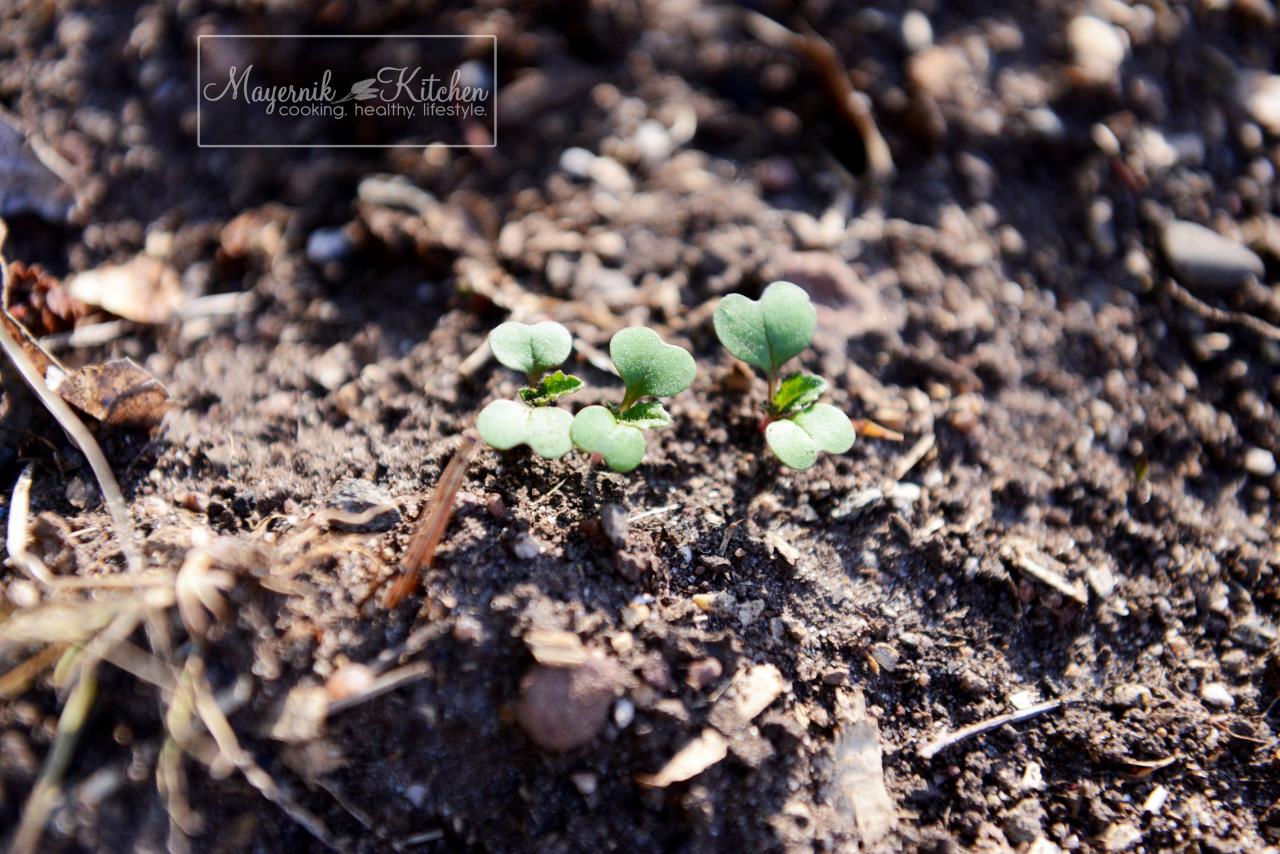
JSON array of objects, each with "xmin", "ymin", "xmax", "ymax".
[
  {"xmin": 0, "ymin": 306, "xmax": 141, "ymax": 572},
  {"xmin": 383, "ymin": 435, "xmax": 477, "ymax": 608},
  {"xmin": 11, "ymin": 660, "xmax": 98, "ymax": 854}
]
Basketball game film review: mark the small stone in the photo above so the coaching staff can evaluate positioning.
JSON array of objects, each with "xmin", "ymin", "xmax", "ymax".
[
  {"xmin": 588, "ymin": 155, "xmax": 632, "ymax": 194},
  {"xmin": 737, "ymin": 599, "xmax": 766, "ymax": 626},
  {"xmin": 1221, "ymin": 649, "xmax": 1250, "ymax": 678},
  {"xmin": 324, "ymin": 662, "xmax": 376, "ymax": 702},
  {"xmin": 559, "ymin": 147, "xmax": 596, "ymax": 178},
  {"xmin": 822, "ymin": 668, "xmax": 851, "ymax": 686},
  {"xmin": 900, "ymin": 10, "xmax": 932, "ymax": 52},
  {"xmin": 1244, "ymin": 447, "xmax": 1276, "ymax": 477},
  {"xmin": 612, "ymin": 697, "xmax": 635, "ymax": 729},
  {"xmin": 709, "ymin": 664, "xmax": 787, "ymax": 732},
  {"xmin": 958, "ymin": 670, "xmax": 989, "ymax": 697},
  {"xmin": 632, "ymin": 120, "xmax": 672, "ymax": 163},
  {"xmin": 1009, "ymin": 690, "xmax": 1039, "ymax": 711},
  {"xmin": 599, "ymin": 503, "xmax": 628, "ymax": 548},
  {"xmin": 1239, "ymin": 72, "xmax": 1280, "ymax": 136},
  {"xmin": 570, "ymin": 772, "xmax": 597, "ymax": 796},
  {"xmin": 513, "ymin": 534, "xmax": 545, "ymax": 560},
  {"xmin": 485, "ymin": 494, "xmax": 507, "ymax": 518},
  {"xmin": 1002, "ymin": 797, "xmax": 1047, "ymax": 845},
  {"xmin": 516, "ymin": 654, "xmax": 621, "ymax": 752},
  {"xmin": 324, "ymin": 478, "xmax": 400, "ymax": 531},
  {"xmin": 1200, "ymin": 681, "xmax": 1235, "ymax": 710},
  {"xmin": 306, "ymin": 227, "xmax": 353, "ymax": 265},
  {"xmin": 1102, "ymin": 822, "xmax": 1142, "ymax": 852},
  {"xmin": 404, "ymin": 783, "xmax": 427, "ymax": 808},
  {"xmin": 1068, "ymin": 15, "xmax": 1128, "ymax": 84},
  {"xmin": 1112, "ymin": 683, "xmax": 1152, "ymax": 709},
  {"xmin": 888, "ymin": 482, "xmax": 922, "ymax": 512},
  {"xmin": 308, "ymin": 342, "xmax": 356, "ymax": 391},
  {"xmin": 1086, "ymin": 565, "xmax": 1117, "ymax": 598},
  {"xmin": 870, "ymin": 643, "xmax": 900, "ymax": 672},
  {"xmin": 1160, "ymin": 220, "xmax": 1264, "ymax": 292},
  {"xmin": 686, "ymin": 657, "xmax": 723, "ymax": 690}
]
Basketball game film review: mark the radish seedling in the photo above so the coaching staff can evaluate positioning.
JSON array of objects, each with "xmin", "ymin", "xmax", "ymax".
[
  {"xmin": 571, "ymin": 327, "xmax": 696, "ymax": 472},
  {"xmin": 713, "ymin": 280, "xmax": 854, "ymax": 470},
  {"xmin": 476, "ymin": 321, "xmax": 584, "ymax": 459}
]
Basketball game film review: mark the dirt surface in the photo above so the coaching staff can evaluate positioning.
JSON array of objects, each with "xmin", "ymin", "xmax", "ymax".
[{"xmin": 2, "ymin": 1, "xmax": 1280, "ymax": 852}]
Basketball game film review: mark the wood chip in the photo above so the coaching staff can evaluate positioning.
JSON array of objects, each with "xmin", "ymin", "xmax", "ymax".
[
  {"xmin": 67, "ymin": 254, "xmax": 183, "ymax": 324},
  {"xmin": 830, "ymin": 692, "xmax": 897, "ymax": 845},
  {"xmin": 709, "ymin": 663, "xmax": 787, "ymax": 732},
  {"xmin": 524, "ymin": 629, "xmax": 587, "ymax": 667},
  {"xmin": 1001, "ymin": 540, "xmax": 1088, "ymax": 606},
  {"xmin": 635, "ymin": 728, "xmax": 728, "ymax": 788}
]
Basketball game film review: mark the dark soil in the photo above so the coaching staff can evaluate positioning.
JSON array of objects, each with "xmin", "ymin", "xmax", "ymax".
[{"xmin": 3, "ymin": 1, "xmax": 1280, "ymax": 852}]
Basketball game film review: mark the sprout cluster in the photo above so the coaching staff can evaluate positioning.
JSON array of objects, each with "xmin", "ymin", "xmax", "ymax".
[
  {"xmin": 476, "ymin": 321, "xmax": 694, "ymax": 472},
  {"xmin": 474, "ymin": 281, "xmax": 853, "ymax": 473}
]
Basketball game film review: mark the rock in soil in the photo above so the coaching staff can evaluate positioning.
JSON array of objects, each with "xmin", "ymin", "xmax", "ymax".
[
  {"xmin": 516, "ymin": 654, "xmax": 622, "ymax": 752},
  {"xmin": 1160, "ymin": 220, "xmax": 1264, "ymax": 292}
]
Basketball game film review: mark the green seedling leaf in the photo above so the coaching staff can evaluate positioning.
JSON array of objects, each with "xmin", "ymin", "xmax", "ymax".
[
  {"xmin": 477, "ymin": 399, "xmax": 574, "ymax": 459},
  {"xmin": 618, "ymin": 400, "xmax": 672, "ymax": 430},
  {"xmin": 764, "ymin": 403, "xmax": 855, "ymax": 470},
  {"xmin": 570, "ymin": 405, "xmax": 647, "ymax": 472},
  {"xmin": 489, "ymin": 321, "xmax": 573, "ymax": 377},
  {"xmin": 713, "ymin": 281, "xmax": 816, "ymax": 375},
  {"xmin": 610, "ymin": 327, "xmax": 696, "ymax": 403},
  {"xmin": 771, "ymin": 373, "xmax": 827, "ymax": 417},
  {"xmin": 519, "ymin": 370, "xmax": 584, "ymax": 406}
]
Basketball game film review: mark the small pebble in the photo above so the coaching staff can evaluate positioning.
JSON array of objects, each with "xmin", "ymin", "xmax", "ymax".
[
  {"xmin": 1068, "ymin": 15, "xmax": 1128, "ymax": 84},
  {"xmin": 306, "ymin": 227, "xmax": 352, "ymax": 265},
  {"xmin": 516, "ymin": 656, "xmax": 621, "ymax": 752},
  {"xmin": 686, "ymin": 657, "xmax": 723, "ymax": 690},
  {"xmin": 1160, "ymin": 220, "xmax": 1264, "ymax": 292},
  {"xmin": 1200, "ymin": 681, "xmax": 1235, "ymax": 710},
  {"xmin": 559, "ymin": 147, "xmax": 596, "ymax": 178},
  {"xmin": 571, "ymin": 772, "xmax": 598, "ymax": 796},
  {"xmin": 900, "ymin": 10, "xmax": 932, "ymax": 52},
  {"xmin": 513, "ymin": 534, "xmax": 545, "ymax": 560},
  {"xmin": 1112, "ymin": 683, "xmax": 1151, "ymax": 709},
  {"xmin": 324, "ymin": 662, "xmax": 376, "ymax": 702},
  {"xmin": 1244, "ymin": 447, "xmax": 1276, "ymax": 477}
]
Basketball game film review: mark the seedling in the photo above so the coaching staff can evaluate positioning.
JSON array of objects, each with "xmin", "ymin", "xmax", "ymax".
[
  {"xmin": 476, "ymin": 321, "xmax": 584, "ymax": 459},
  {"xmin": 571, "ymin": 327, "xmax": 696, "ymax": 472},
  {"xmin": 713, "ymin": 280, "xmax": 854, "ymax": 470}
]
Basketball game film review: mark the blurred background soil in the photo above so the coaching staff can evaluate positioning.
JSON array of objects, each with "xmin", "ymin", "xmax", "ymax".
[{"xmin": 2, "ymin": 1, "xmax": 1280, "ymax": 851}]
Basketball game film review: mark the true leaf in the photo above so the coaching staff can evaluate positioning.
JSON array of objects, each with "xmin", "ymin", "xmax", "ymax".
[
  {"xmin": 618, "ymin": 400, "xmax": 672, "ymax": 430},
  {"xmin": 489, "ymin": 321, "xmax": 573, "ymax": 377},
  {"xmin": 609, "ymin": 327, "xmax": 696, "ymax": 401},
  {"xmin": 570, "ymin": 405, "xmax": 647, "ymax": 472},
  {"xmin": 476, "ymin": 399, "xmax": 573, "ymax": 459},
  {"xmin": 713, "ymin": 281, "xmax": 816, "ymax": 375},
  {"xmin": 771, "ymin": 373, "xmax": 827, "ymax": 417},
  {"xmin": 519, "ymin": 370, "xmax": 584, "ymax": 406},
  {"xmin": 764, "ymin": 403, "xmax": 855, "ymax": 470}
]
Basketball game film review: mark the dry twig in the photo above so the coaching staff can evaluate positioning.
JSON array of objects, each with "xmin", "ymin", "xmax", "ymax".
[
  {"xmin": 918, "ymin": 698, "xmax": 1065, "ymax": 759},
  {"xmin": 383, "ymin": 436, "xmax": 477, "ymax": 608}
]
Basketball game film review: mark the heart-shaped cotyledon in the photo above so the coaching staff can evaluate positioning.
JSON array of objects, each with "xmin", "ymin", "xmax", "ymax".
[
  {"xmin": 713, "ymin": 281, "xmax": 816, "ymax": 375},
  {"xmin": 609, "ymin": 327, "xmax": 697, "ymax": 405},
  {"xmin": 488, "ymin": 321, "xmax": 573, "ymax": 376},
  {"xmin": 476, "ymin": 399, "xmax": 574, "ymax": 459},
  {"xmin": 570, "ymin": 405, "xmax": 647, "ymax": 472},
  {"xmin": 764, "ymin": 403, "xmax": 855, "ymax": 471}
]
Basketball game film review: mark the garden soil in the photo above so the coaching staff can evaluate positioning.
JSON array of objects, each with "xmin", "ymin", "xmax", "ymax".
[{"xmin": 2, "ymin": 1, "xmax": 1280, "ymax": 852}]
